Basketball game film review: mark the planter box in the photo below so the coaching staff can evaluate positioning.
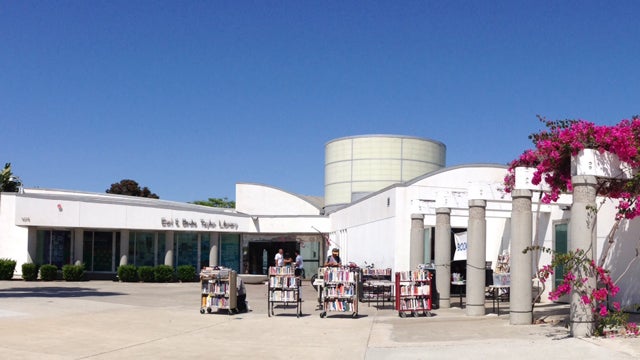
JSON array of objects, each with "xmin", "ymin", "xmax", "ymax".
[
  {"xmin": 514, "ymin": 167, "xmax": 551, "ymax": 191},
  {"xmin": 571, "ymin": 149, "xmax": 634, "ymax": 179}
]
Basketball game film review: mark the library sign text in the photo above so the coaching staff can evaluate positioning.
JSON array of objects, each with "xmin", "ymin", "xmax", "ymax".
[{"xmin": 161, "ymin": 218, "xmax": 239, "ymax": 230}]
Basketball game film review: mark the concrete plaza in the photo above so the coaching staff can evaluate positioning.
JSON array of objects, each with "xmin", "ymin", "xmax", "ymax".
[{"xmin": 0, "ymin": 279, "xmax": 638, "ymax": 359}]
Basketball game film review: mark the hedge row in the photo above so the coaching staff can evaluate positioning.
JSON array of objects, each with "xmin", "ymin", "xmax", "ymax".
[
  {"xmin": 0, "ymin": 260, "xmax": 85, "ymax": 281},
  {"xmin": 1, "ymin": 259, "xmax": 196, "ymax": 283},
  {"xmin": 117, "ymin": 264, "xmax": 197, "ymax": 283}
]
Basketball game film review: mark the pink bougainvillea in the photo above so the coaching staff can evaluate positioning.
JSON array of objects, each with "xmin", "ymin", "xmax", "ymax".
[{"xmin": 504, "ymin": 116, "xmax": 640, "ymax": 219}]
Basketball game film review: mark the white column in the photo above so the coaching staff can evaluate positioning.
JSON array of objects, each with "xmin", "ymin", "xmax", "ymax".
[
  {"xmin": 164, "ymin": 231, "xmax": 174, "ymax": 267},
  {"xmin": 410, "ymin": 214, "xmax": 425, "ymax": 268},
  {"xmin": 435, "ymin": 208, "xmax": 452, "ymax": 308},
  {"xmin": 569, "ymin": 175, "xmax": 597, "ymax": 337},
  {"xmin": 466, "ymin": 199, "xmax": 487, "ymax": 316},
  {"xmin": 510, "ymin": 189, "xmax": 533, "ymax": 325},
  {"xmin": 119, "ymin": 230, "xmax": 129, "ymax": 267},
  {"xmin": 73, "ymin": 229, "xmax": 83, "ymax": 265},
  {"xmin": 210, "ymin": 233, "xmax": 219, "ymax": 266}
]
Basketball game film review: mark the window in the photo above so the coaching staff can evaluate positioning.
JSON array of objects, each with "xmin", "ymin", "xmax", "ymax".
[
  {"xmin": 83, "ymin": 231, "xmax": 117, "ymax": 272},
  {"xmin": 129, "ymin": 232, "xmax": 155, "ymax": 267},
  {"xmin": 36, "ymin": 230, "xmax": 71, "ymax": 268}
]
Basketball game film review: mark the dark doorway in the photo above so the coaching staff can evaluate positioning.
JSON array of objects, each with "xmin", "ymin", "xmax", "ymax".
[{"xmin": 248, "ymin": 241, "xmax": 297, "ymax": 275}]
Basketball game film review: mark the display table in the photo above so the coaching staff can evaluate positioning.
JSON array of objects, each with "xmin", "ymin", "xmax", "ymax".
[
  {"xmin": 451, "ymin": 280, "xmax": 465, "ymax": 308},
  {"xmin": 488, "ymin": 284, "xmax": 510, "ymax": 315}
]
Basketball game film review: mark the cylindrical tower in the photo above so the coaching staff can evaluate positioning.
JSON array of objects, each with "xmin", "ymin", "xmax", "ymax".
[{"xmin": 324, "ymin": 135, "xmax": 446, "ymax": 211}]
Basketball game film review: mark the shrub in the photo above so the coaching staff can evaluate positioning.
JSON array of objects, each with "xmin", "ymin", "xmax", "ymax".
[
  {"xmin": 62, "ymin": 264, "xmax": 85, "ymax": 281},
  {"xmin": 22, "ymin": 263, "xmax": 38, "ymax": 281},
  {"xmin": 40, "ymin": 264, "xmax": 58, "ymax": 281},
  {"xmin": 117, "ymin": 265, "xmax": 138, "ymax": 282},
  {"xmin": 0, "ymin": 258, "xmax": 17, "ymax": 280},
  {"xmin": 154, "ymin": 265, "xmax": 174, "ymax": 283},
  {"xmin": 138, "ymin": 266, "xmax": 155, "ymax": 282},
  {"xmin": 176, "ymin": 265, "xmax": 196, "ymax": 282}
]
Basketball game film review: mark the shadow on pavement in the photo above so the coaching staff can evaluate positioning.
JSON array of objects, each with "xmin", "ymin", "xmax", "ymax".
[{"xmin": 0, "ymin": 286, "xmax": 124, "ymax": 298}]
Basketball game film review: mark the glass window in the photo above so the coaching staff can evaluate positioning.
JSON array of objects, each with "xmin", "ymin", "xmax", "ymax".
[
  {"xmin": 130, "ymin": 232, "xmax": 155, "ymax": 267},
  {"xmin": 175, "ymin": 232, "xmax": 198, "ymax": 269},
  {"xmin": 93, "ymin": 232, "xmax": 114, "ymax": 272},
  {"xmin": 157, "ymin": 233, "xmax": 166, "ymax": 266},
  {"xmin": 83, "ymin": 231, "xmax": 114, "ymax": 272},
  {"xmin": 36, "ymin": 230, "xmax": 71, "ymax": 268},
  {"xmin": 200, "ymin": 233, "xmax": 211, "ymax": 269},
  {"xmin": 220, "ymin": 233, "xmax": 240, "ymax": 272}
]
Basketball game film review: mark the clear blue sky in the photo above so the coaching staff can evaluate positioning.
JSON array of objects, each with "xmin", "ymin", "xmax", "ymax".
[{"xmin": 2, "ymin": 1, "xmax": 639, "ymax": 203}]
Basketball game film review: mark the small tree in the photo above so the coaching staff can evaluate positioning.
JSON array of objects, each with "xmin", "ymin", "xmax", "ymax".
[
  {"xmin": 106, "ymin": 179, "xmax": 159, "ymax": 199},
  {"xmin": 0, "ymin": 163, "xmax": 21, "ymax": 192},
  {"xmin": 191, "ymin": 197, "xmax": 235, "ymax": 208}
]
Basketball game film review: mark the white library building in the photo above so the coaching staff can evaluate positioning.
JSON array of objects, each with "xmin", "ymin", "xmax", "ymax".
[{"xmin": 1, "ymin": 134, "xmax": 638, "ymax": 309}]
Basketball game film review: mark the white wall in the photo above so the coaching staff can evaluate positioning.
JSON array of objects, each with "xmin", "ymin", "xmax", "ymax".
[
  {"xmin": 0, "ymin": 194, "xmax": 30, "ymax": 273},
  {"xmin": 235, "ymin": 183, "xmax": 321, "ymax": 215}
]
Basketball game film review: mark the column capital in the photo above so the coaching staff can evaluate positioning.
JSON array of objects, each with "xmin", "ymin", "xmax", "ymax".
[
  {"xmin": 511, "ymin": 189, "xmax": 533, "ymax": 199},
  {"xmin": 468, "ymin": 199, "xmax": 486, "ymax": 208},
  {"xmin": 436, "ymin": 207, "xmax": 451, "ymax": 215},
  {"xmin": 571, "ymin": 175, "xmax": 598, "ymax": 187},
  {"xmin": 411, "ymin": 213, "xmax": 425, "ymax": 220}
]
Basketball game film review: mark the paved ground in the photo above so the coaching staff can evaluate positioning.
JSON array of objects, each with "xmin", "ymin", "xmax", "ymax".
[{"xmin": 0, "ymin": 279, "xmax": 638, "ymax": 359}]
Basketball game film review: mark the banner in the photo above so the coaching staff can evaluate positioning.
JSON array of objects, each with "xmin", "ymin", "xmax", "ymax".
[{"xmin": 453, "ymin": 232, "xmax": 467, "ymax": 261}]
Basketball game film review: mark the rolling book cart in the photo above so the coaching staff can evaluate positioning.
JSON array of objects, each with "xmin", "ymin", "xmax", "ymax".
[
  {"xmin": 395, "ymin": 269, "xmax": 432, "ymax": 318},
  {"xmin": 267, "ymin": 266, "xmax": 302, "ymax": 317},
  {"xmin": 200, "ymin": 267, "xmax": 238, "ymax": 315},
  {"xmin": 360, "ymin": 268, "xmax": 393, "ymax": 307},
  {"xmin": 319, "ymin": 266, "xmax": 359, "ymax": 318}
]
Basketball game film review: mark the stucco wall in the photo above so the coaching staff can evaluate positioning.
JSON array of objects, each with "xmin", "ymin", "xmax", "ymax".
[{"xmin": 235, "ymin": 183, "xmax": 321, "ymax": 216}]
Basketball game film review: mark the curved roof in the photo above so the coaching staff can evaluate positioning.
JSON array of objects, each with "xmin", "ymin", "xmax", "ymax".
[
  {"xmin": 235, "ymin": 182, "xmax": 324, "ymax": 215},
  {"xmin": 325, "ymin": 134, "xmax": 446, "ymax": 149},
  {"xmin": 325, "ymin": 163, "xmax": 508, "ymax": 213}
]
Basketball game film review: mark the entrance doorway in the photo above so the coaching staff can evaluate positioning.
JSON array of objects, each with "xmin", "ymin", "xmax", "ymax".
[{"xmin": 248, "ymin": 241, "xmax": 296, "ymax": 275}]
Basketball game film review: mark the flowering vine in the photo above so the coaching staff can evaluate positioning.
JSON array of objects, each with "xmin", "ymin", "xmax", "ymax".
[
  {"xmin": 504, "ymin": 116, "xmax": 640, "ymax": 219},
  {"xmin": 509, "ymin": 116, "xmax": 640, "ymax": 336},
  {"xmin": 527, "ymin": 246, "xmax": 638, "ymax": 336}
]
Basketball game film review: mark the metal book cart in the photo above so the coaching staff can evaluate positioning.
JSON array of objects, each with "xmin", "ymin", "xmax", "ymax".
[
  {"xmin": 200, "ymin": 267, "xmax": 238, "ymax": 315},
  {"xmin": 319, "ymin": 266, "xmax": 359, "ymax": 318},
  {"xmin": 395, "ymin": 269, "xmax": 433, "ymax": 318},
  {"xmin": 267, "ymin": 266, "xmax": 302, "ymax": 317}
]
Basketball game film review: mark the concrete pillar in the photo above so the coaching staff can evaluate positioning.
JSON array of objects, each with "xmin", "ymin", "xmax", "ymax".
[
  {"xmin": 466, "ymin": 199, "xmax": 487, "ymax": 316},
  {"xmin": 435, "ymin": 208, "xmax": 452, "ymax": 309},
  {"xmin": 164, "ymin": 231, "xmax": 174, "ymax": 267},
  {"xmin": 210, "ymin": 233, "xmax": 219, "ymax": 266},
  {"xmin": 410, "ymin": 214, "xmax": 425, "ymax": 268},
  {"xmin": 569, "ymin": 175, "xmax": 597, "ymax": 337},
  {"xmin": 26, "ymin": 228, "xmax": 37, "ymax": 264},
  {"xmin": 73, "ymin": 229, "xmax": 83, "ymax": 265},
  {"xmin": 119, "ymin": 230, "xmax": 129, "ymax": 267},
  {"xmin": 510, "ymin": 189, "xmax": 533, "ymax": 325}
]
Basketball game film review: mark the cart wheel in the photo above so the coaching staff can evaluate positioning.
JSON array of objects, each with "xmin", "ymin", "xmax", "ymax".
[
  {"xmin": 200, "ymin": 308, "xmax": 205, "ymax": 314},
  {"xmin": 352, "ymin": 313, "xmax": 358, "ymax": 319},
  {"xmin": 412, "ymin": 311, "xmax": 418, "ymax": 318},
  {"xmin": 399, "ymin": 312, "xmax": 406, "ymax": 318},
  {"xmin": 320, "ymin": 312, "xmax": 326, "ymax": 318},
  {"xmin": 206, "ymin": 307, "xmax": 212, "ymax": 314}
]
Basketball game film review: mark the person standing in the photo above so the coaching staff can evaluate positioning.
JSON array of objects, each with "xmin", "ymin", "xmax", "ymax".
[
  {"xmin": 324, "ymin": 248, "xmax": 342, "ymax": 267},
  {"xmin": 294, "ymin": 250, "xmax": 304, "ymax": 277},
  {"xmin": 284, "ymin": 252, "xmax": 293, "ymax": 267},
  {"xmin": 274, "ymin": 248, "xmax": 284, "ymax": 267}
]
